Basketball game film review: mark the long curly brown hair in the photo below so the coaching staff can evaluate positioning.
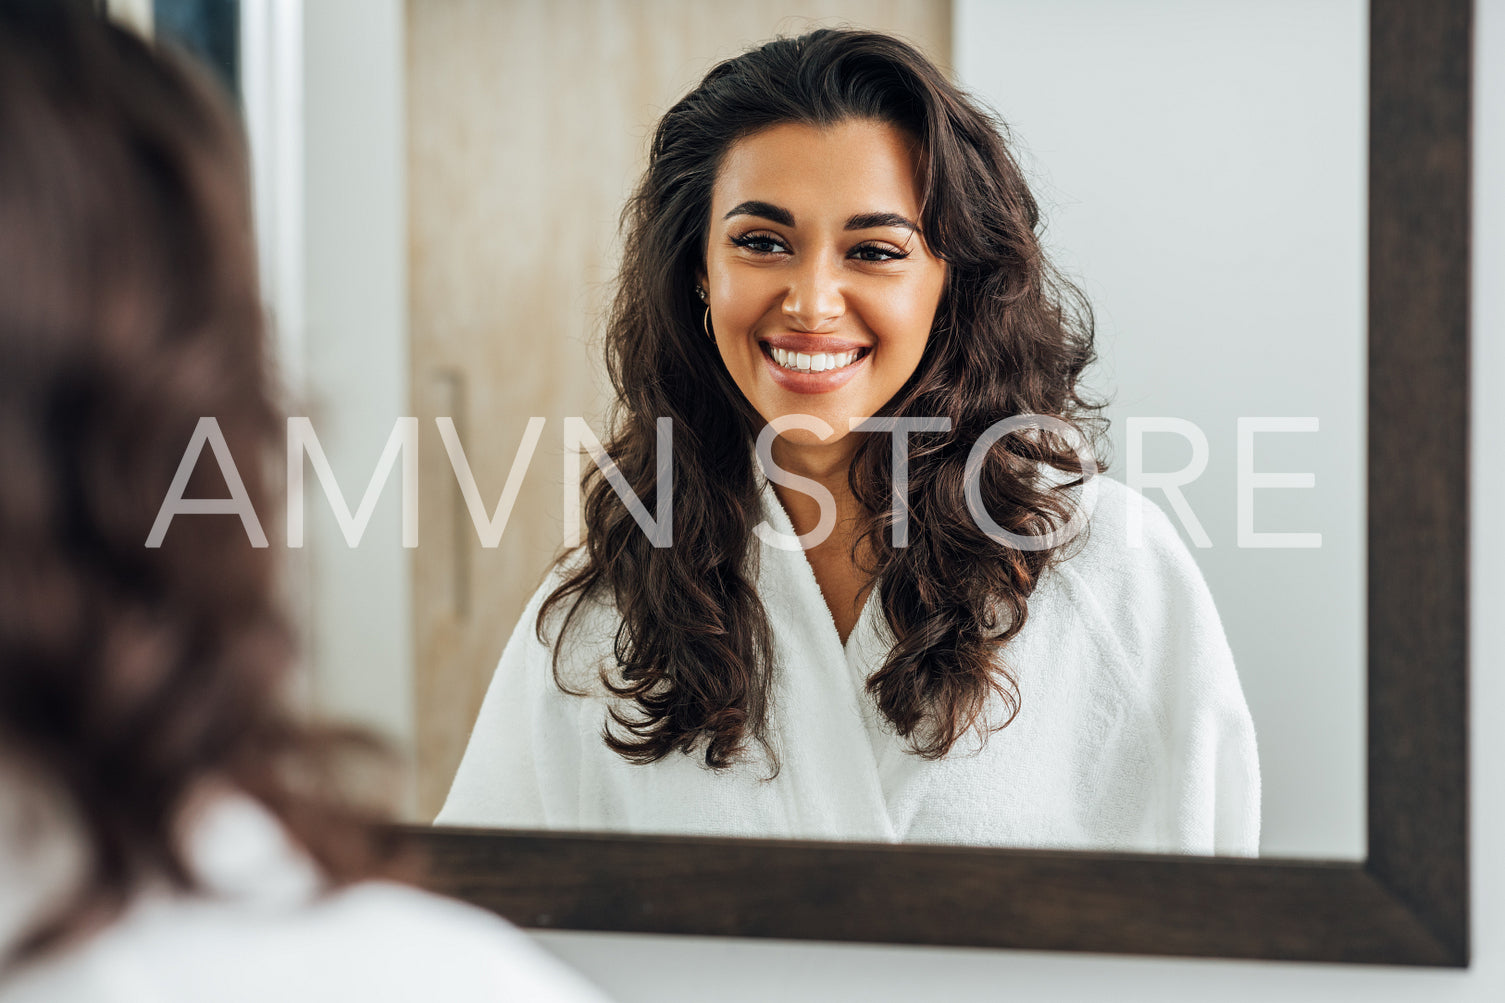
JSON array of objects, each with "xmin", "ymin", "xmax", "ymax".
[
  {"xmin": 539, "ymin": 27, "xmax": 1112, "ymax": 774},
  {"xmin": 0, "ymin": 0, "xmax": 399, "ymax": 968}
]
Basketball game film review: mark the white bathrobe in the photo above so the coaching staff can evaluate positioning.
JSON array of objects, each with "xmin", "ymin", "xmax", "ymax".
[
  {"xmin": 437, "ymin": 471, "xmax": 1261, "ymax": 857},
  {"xmin": 0, "ymin": 767, "xmax": 615, "ymax": 1002}
]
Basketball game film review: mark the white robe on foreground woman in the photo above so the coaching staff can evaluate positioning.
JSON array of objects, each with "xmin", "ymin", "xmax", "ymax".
[
  {"xmin": 0, "ymin": 772, "xmax": 615, "ymax": 1002},
  {"xmin": 437, "ymin": 473, "xmax": 1261, "ymax": 857}
]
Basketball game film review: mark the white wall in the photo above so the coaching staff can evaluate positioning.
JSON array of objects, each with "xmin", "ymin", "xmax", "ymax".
[
  {"xmin": 529, "ymin": 0, "xmax": 1504, "ymax": 996},
  {"xmin": 297, "ymin": 0, "xmax": 411, "ymax": 762},
  {"xmin": 244, "ymin": 0, "xmax": 415, "ymax": 810}
]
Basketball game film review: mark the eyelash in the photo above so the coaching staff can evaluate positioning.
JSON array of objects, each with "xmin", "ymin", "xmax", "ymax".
[{"xmin": 729, "ymin": 232, "xmax": 909, "ymax": 262}]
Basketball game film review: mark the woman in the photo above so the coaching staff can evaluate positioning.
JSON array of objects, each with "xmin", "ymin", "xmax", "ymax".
[
  {"xmin": 439, "ymin": 28, "xmax": 1260, "ymax": 856},
  {"xmin": 0, "ymin": 2, "xmax": 612, "ymax": 998}
]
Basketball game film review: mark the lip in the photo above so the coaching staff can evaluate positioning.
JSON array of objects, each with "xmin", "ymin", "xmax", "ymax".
[
  {"xmin": 759, "ymin": 333, "xmax": 871, "ymax": 354},
  {"xmin": 758, "ymin": 340, "xmax": 870, "ymax": 395}
]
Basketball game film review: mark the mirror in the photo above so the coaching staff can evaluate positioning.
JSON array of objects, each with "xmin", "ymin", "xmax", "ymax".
[
  {"xmin": 229, "ymin": 0, "xmax": 1468, "ymax": 966},
  {"xmin": 268, "ymin": 0, "xmax": 1365, "ymax": 860}
]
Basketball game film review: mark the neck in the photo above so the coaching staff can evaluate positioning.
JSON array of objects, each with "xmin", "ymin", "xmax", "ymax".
[
  {"xmin": 769, "ymin": 434, "xmax": 856, "ymax": 486},
  {"xmin": 767, "ymin": 436, "xmax": 861, "ymax": 541}
]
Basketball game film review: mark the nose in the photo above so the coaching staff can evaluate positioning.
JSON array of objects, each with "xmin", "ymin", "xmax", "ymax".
[{"xmin": 781, "ymin": 254, "xmax": 845, "ymax": 331}]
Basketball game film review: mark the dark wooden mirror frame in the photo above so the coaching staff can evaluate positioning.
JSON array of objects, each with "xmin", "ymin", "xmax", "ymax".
[{"xmin": 403, "ymin": 0, "xmax": 1471, "ymax": 967}]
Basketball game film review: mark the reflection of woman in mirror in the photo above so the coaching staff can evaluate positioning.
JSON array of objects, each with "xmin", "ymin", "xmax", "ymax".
[
  {"xmin": 0, "ymin": 3, "xmax": 611, "ymax": 997},
  {"xmin": 440, "ymin": 28, "xmax": 1260, "ymax": 856}
]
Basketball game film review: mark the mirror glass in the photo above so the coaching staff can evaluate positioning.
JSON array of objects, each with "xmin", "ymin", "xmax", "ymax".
[{"xmin": 240, "ymin": 0, "xmax": 1366, "ymax": 862}]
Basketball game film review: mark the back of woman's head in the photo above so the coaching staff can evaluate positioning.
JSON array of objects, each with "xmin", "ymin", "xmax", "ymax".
[{"xmin": 0, "ymin": 0, "xmax": 388, "ymax": 965}]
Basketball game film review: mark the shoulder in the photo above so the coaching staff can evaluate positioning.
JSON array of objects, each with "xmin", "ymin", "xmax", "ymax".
[
  {"xmin": 1, "ymin": 883, "xmax": 611, "ymax": 1003},
  {"xmin": 1051, "ymin": 472, "xmax": 1187, "ymax": 572},
  {"xmin": 509, "ymin": 549, "xmax": 620, "ymax": 693},
  {"xmin": 470, "ymin": 547, "xmax": 619, "ymax": 701},
  {"xmin": 269, "ymin": 883, "xmax": 615, "ymax": 1001},
  {"xmin": 0, "ymin": 793, "xmax": 614, "ymax": 1003},
  {"xmin": 1045, "ymin": 473, "xmax": 1215, "ymax": 621},
  {"xmin": 1033, "ymin": 473, "xmax": 1236, "ymax": 696}
]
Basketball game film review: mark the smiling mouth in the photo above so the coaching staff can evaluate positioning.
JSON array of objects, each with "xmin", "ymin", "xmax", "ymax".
[{"xmin": 761, "ymin": 343, "xmax": 871, "ymax": 374}]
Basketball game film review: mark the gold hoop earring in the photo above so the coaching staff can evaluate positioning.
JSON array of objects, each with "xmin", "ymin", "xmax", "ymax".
[{"xmin": 703, "ymin": 305, "xmax": 714, "ymax": 342}]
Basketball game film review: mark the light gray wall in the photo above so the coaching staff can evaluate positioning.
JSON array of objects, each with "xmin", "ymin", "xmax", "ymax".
[
  {"xmin": 954, "ymin": 0, "xmax": 1368, "ymax": 861},
  {"xmin": 532, "ymin": 0, "xmax": 1503, "ymax": 997},
  {"xmin": 251, "ymin": 0, "xmax": 415, "ymax": 812},
  {"xmin": 298, "ymin": 0, "xmax": 411, "ymax": 757}
]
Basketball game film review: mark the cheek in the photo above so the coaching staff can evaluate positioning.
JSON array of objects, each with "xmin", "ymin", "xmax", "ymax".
[
  {"xmin": 871, "ymin": 283, "xmax": 941, "ymax": 353},
  {"xmin": 711, "ymin": 269, "xmax": 779, "ymax": 330},
  {"xmin": 721, "ymin": 299, "xmax": 767, "ymax": 336}
]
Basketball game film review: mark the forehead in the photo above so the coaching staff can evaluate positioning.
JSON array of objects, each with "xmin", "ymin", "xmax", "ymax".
[{"xmin": 712, "ymin": 119, "xmax": 925, "ymax": 217}]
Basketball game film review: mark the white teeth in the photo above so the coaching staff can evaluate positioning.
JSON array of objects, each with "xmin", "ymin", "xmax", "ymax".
[{"xmin": 769, "ymin": 346, "xmax": 862, "ymax": 373}]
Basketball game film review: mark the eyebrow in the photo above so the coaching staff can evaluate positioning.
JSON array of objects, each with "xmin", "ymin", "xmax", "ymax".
[{"xmin": 722, "ymin": 200, "xmax": 920, "ymax": 234}]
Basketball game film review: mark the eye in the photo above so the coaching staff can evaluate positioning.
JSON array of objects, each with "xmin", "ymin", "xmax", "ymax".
[
  {"xmin": 851, "ymin": 242, "xmax": 909, "ymax": 263},
  {"xmin": 730, "ymin": 231, "xmax": 789, "ymax": 256}
]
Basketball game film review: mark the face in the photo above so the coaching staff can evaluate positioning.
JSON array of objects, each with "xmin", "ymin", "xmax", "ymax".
[{"xmin": 702, "ymin": 118, "xmax": 947, "ymax": 469}]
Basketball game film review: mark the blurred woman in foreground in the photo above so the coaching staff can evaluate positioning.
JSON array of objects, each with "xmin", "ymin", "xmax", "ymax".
[{"xmin": 0, "ymin": 2, "xmax": 611, "ymax": 998}]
